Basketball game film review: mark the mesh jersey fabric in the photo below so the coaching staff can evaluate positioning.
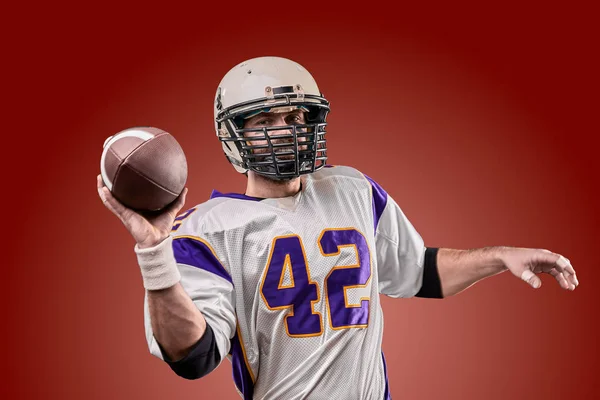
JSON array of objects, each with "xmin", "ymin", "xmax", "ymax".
[{"xmin": 143, "ymin": 165, "xmax": 426, "ymax": 400}]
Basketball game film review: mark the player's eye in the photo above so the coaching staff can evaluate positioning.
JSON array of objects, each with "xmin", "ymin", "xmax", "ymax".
[
  {"xmin": 287, "ymin": 114, "xmax": 303, "ymax": 124},
  {"xmin": 255, "ymin": 118, "xmax": 273, "ymax": 126}
]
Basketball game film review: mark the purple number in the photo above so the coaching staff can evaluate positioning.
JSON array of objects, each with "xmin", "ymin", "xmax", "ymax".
[
  {"xmin": 319, "ymin": 229, "xmax": 371, "ymax": 329},
  {"xmin": 171, "ymin": 207, "xmax": 197, "ymax": 232},
  {"xmin": 260, "ymin": 235, "xmax": 323, "ymax": 337}
]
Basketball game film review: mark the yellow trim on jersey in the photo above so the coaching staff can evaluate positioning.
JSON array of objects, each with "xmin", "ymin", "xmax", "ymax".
[
  {"xmin": 236, "ymin": 322, "xmax": 256, "ymax": 383},
  {"xmin": 259, "ymin": 234, "xmax": 324, "ymax": 338},
  {"xmin": 318, "ymin": 227, "xmax": 373, "ymax": 330},
  {"xmin": 171, "ymin": 207, "xmax": 198, "ymax": 232}
]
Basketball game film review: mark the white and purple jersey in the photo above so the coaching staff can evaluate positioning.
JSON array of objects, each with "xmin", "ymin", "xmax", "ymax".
[{"xmin": 143, "ymin": 165, "xmax": 436, "ymax": 399}]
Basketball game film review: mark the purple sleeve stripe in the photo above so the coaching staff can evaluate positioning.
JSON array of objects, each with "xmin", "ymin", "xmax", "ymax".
[
  {"xmin": 363, "ymin": 174, "xmax": 389, "ymax": 232},
  {"xmin": 229, "ymin": 330, "xmax": 254, "ymax": 399},
  {"xmin": 174, "ymin": 207, "xmax": 197, "ymax": 221},
  {"xmin": 172, "ymin": 236, "xmax": 233, "ymax": 285},
  {"xmin": 382, "ymin": 352, "xmax": 391, "ymax": 400}
]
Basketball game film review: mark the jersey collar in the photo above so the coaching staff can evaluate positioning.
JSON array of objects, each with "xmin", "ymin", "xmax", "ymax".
[{"xmin": 210, "ymin": 190, "xmax": 264, "ymax": 201}]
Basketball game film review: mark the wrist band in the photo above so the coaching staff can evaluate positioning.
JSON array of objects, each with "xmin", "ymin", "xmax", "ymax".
[{"xmin": 134, "ymin": 236, "xmax": 181, "ymax": 290}]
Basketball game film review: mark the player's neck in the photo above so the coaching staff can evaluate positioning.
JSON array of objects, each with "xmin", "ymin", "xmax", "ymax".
[{"xmin": 245, "ymin": 172, "xmax": 302, "ymax": 199}]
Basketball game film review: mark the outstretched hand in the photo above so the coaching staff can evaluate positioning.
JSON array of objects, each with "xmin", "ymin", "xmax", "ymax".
[
  {"xmin": 502, "ymin": 248, "xmax": 579, "ymax": 290},
  {"xmin": 97, "ymin": 174, "xmax": 188, "ymax": 248}
]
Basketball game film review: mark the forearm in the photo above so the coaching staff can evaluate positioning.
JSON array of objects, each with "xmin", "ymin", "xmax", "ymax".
[
  {"xmin": 147, "ymin": 283, "xmax": 207, "ymax": 361},
  {"xmin": 437, "ymin": 247, "xmax": 508, "ymax": 297},
  {"xmin": 135, "ymin": 237, "xmax": 207, "ymax": 361}
]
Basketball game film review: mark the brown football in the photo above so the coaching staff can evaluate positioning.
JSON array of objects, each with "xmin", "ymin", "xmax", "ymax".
[{"xmin": 100, "ymin": 127, "xmax": 187, "ymax": 212}]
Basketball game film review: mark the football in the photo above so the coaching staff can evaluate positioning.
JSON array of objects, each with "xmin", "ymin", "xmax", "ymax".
[{"xmin": 100, "ymin": 127, "xmax": 188, "ymax": 212}]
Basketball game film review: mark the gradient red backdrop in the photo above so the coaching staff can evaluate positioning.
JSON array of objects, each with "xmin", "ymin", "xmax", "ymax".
[{"xmin": 4, "ymin": 2, "xmax": 599, "ymax": 399}]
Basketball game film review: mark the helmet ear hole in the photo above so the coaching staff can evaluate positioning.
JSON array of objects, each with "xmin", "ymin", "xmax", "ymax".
[
  {"xmin": 233, "ymin": 116, "xmax": 245, "ymax": 129},
  {"xmin": 305, "ymin": 106, "xmax": 327, "ymax": 124}
]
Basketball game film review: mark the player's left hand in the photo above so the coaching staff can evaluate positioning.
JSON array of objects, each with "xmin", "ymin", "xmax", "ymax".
[{"xmin": 501, "ymin": 248, "xmax": 579, "ymax": 290}]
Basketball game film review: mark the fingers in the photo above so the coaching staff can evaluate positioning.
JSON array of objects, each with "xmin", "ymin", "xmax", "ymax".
[
  {"xmin": 166, "ymin": 188, "xmax": 188, "ymax": 216},
  {"xmin": 548, "ymin": 268, "xmax": 571, "ymax": 290},
  {"xmin": 551, "ymin": 254, "xmax": 578, "ymax": 291},
  {"xmin": 533, "ymin": 250, "xmax": 579, "ymax": 291},
  {"xmin": 97, "ymin": 174, "xmax": 113, "ymax": 212},
  {"xmin": 97, "ymin": 174, "xmax": 129, "ymax": 219},
  {"xmin": 556, "ymin": 255, "xmax": 579, "ymax": 287}
]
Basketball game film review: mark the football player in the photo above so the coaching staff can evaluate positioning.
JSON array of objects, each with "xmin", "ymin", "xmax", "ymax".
[{"xmin": 97, "ymin": 56, "xmax": 579, "ymax": 400}]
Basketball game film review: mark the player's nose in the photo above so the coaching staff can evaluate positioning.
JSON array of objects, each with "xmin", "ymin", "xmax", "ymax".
[{"xmin": 268, "ymin": 123, "xmax": 294, "ymax": 141}]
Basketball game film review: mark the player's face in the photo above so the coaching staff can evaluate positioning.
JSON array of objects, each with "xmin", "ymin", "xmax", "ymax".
[{"xmin": 243, "ymin": 110, "xmax": 308, "ymax": 161}]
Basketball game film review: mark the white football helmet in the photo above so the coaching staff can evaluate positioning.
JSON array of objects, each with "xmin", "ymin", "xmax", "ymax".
[{"xmin": 214, "ymin": 56, "xmax": 330, "ymax": 179}]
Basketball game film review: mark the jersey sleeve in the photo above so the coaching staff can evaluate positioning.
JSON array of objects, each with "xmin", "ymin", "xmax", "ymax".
[
  {"xmin": 363, "ymin": 174, "xmax": 433, "ymax": 298},
  {"xmin": 143, "ymin": 229, "xmax": 237, "ymax": 368}
]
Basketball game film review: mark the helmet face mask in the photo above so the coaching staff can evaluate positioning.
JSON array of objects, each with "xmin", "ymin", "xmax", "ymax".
[
  {"xmin": 214, "ymin": 57, "xmax": 331, "ymax": 180},
  {"xmin": 220, "ymin": 104, "xmax": 328, "ymax": 180}
]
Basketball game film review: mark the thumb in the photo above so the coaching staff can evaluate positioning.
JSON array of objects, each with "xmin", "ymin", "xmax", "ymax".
[
  {"xmin": 165, "ymin": 188, "xmax": 188, "ymax": 216},
  {"xmin": 521, "ymin": 269, "xmax": 542, "ymax": 289}
]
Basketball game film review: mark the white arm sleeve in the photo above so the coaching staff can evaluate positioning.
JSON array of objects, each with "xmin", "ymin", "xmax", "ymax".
[
  {"xmin": 143, "ymin": 237, "xmax": 237, "ymax": 363},
  {"xmin": 375, "ymin": 195, "xmax": 426, "ymax": 298}
]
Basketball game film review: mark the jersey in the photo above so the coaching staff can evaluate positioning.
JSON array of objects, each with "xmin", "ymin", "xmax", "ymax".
[{"xmin": 143, "ymin": 165, "xmax": 427, "ymax": 400}]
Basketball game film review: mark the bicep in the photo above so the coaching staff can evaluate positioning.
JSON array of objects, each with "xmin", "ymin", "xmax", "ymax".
[
  {"xmin": 178, "ymin": 264, "xmax": 236, "ymax": 359},
  {"xmin": 144, "ymin": 265, "xmax": 236, "ymax": 360},
  {"xmin": 375, "ymin": 196, "xmax": 427, "ymax": 298}
]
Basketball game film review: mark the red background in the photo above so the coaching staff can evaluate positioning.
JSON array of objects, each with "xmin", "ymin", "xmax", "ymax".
[{"xmin": 4, "ymin": 1, "xmax": 599, "ymax": 399}]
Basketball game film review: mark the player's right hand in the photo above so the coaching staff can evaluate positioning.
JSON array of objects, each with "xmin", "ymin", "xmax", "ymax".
[{"xmin": 97, "ymin": 174, "xmax": 188, "ymax": 249}]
